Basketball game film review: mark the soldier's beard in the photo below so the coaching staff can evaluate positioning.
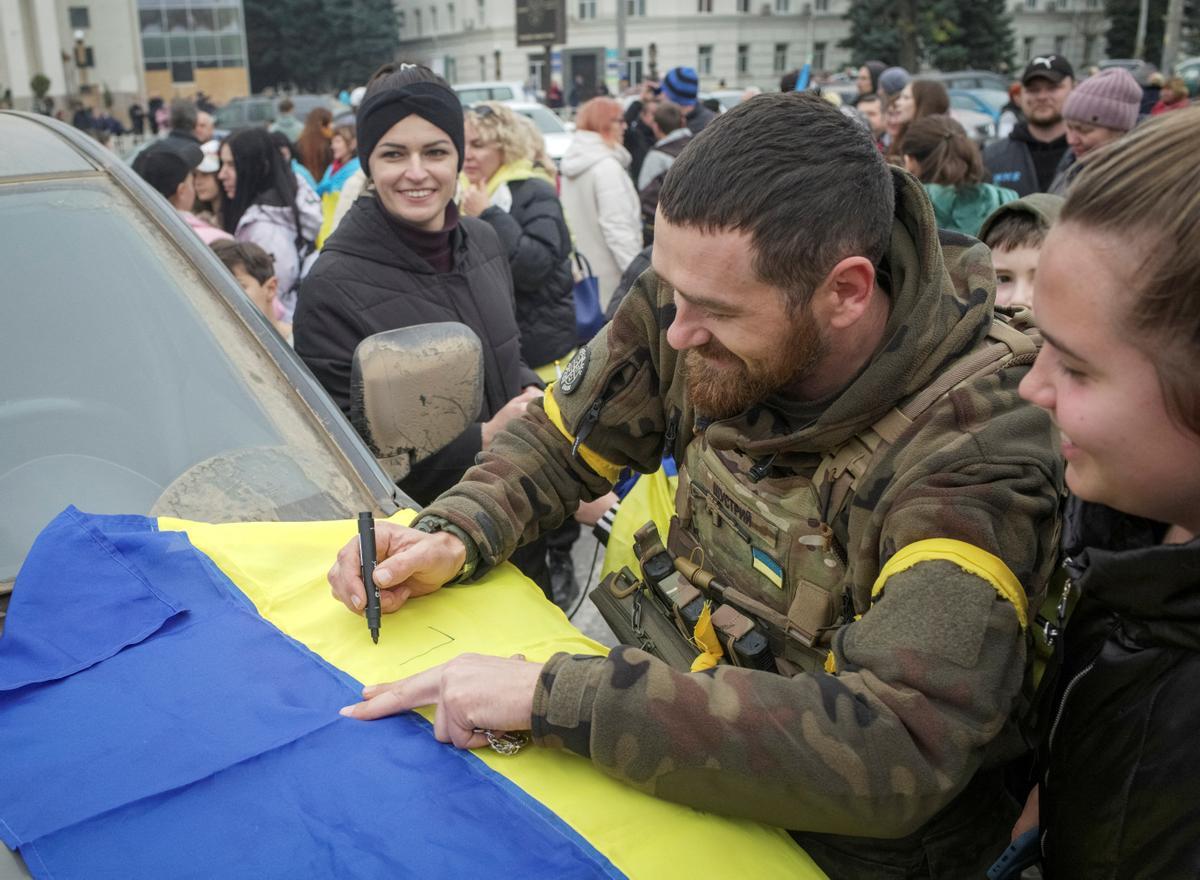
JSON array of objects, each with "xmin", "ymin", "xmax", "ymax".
[{"xmin": 684, "ymin": 313, "xmax": 827, "ymax": 419}]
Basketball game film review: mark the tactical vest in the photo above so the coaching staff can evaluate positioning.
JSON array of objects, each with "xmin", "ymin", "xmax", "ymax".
[{"xmin": 667, "ymin": 316, "xmax": 1040, "ymax": 674}]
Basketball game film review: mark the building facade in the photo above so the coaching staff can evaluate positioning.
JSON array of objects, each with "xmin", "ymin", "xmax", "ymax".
[
  {"xmin": 0, "ymin": 0, "xmax": 248, "ymax": 118},
  {"xmin": 392, "ymin": 0, "xmax": 1109, "ymax": 94},
  {"xmin": 137, "ymin": 0, "xmax": 250, "ymax": 105}
]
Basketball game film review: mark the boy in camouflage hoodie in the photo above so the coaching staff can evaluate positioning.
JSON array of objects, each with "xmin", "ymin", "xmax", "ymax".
[{"xmin": 333, "ymin": 94, "xmax": 1063, "ymax": 878}]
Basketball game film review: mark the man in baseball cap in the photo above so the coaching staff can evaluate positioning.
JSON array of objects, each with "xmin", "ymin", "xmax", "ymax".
[
  {"xmin": 132, "ymin": 141, "xmax": 231, "ymax": 245},
  {"xmin": 983, "ymin": 54, "xmax": 1075, "ymax": 197},
  {"xmin": 660, "ymin": 65, "xmax": 716, "ymax": 134}
]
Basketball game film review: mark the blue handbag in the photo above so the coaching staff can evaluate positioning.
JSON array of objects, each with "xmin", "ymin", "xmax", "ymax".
[{"xmin": 572, "ymin": 251, "xmax": 605, "ymax": 344}]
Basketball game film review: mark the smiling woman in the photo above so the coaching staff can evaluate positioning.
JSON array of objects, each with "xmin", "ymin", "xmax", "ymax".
[{"xmin": 293, "ymin": 63, "xmax": 555, "ymax": 594}]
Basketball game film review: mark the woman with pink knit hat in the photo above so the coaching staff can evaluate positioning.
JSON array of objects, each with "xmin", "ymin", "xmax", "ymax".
[{"xmin": 1050, "ymin": 67, "xmax": 1142, "ymax": 194}]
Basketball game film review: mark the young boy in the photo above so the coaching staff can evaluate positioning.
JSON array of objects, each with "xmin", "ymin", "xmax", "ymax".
[
  {"xmin": 978, "ymin": 192, "xmax": 1064, "ymax": 311},
  {"xmin": 132, "ymin": 141, "xmax": 231, "ymax": 245},
  {"xmin": 210, "ymin": 239, "xmax": 291, "ymax": 343}
]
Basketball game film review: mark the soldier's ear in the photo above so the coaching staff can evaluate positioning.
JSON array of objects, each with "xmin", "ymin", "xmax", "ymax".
[{"xmin": 819, "ymin": 256, "xmax": 877, "ymax": 330}]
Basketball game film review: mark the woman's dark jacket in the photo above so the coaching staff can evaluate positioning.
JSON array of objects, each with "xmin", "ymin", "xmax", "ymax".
[
  {"xmin": 293, "ymin": 195, "xmax": 539, "ymax": 507},
  {"xmin": 478, "ymin": 177, "xmax": 575, "ymax": 367},
  {"xmin": 1038, "ymin": 497, "xmax": 1200, "ymax": 878}
]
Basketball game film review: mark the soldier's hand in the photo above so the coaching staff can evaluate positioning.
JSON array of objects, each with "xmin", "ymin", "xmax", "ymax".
[
  {"xmin": 339, "ymin": 653, "xmax": 543, "ymax": 750},
  {"xmin": 328, "ymin": 522, "xmax": 466, "ymax": 616}
]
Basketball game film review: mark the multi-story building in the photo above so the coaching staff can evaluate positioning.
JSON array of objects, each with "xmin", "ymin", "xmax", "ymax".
[
  {"xmin": 0, "ymin": 0, "xmax": 248, "ymax": 118},
  {"xmin": 393, "ymin": 0, "xmax": 851, "ymax": 94},
  {"xmin": 392, "ymin": 0, "xmax": 1110, "ymax": 94},
  {"xmin": 136, "ymin": 0, "xmax": 250, "ymax": 105}
]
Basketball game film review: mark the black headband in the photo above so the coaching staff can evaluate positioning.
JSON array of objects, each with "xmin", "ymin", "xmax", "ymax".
[{"xmin": 356, "ymin": 82, "xmax": 465, "ymax": 177}]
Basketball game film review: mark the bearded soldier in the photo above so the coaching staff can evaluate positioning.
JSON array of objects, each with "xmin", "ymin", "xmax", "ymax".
[{"xmin": 331, "ymin": 93, "xmax": 1062, "ymax": 878}]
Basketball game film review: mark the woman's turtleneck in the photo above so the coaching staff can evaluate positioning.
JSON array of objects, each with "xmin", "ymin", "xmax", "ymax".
[{"xmin": 378, "ymin": 199, "xmax": 460, "ymax": 273}]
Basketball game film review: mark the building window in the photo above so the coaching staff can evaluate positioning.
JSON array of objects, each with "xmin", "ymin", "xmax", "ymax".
[
  {"xmin": 579, "ymin": 0, "xmax": 596, "ymax": 17},
  {"xmin": 1083, "ymin": 34, "xmax": 1097, "ymax": 63},
  {"xmin": 773, "ymin": 42, "xmax": 788, "ymax": 73},
  {"xmin": 448, "ymin": 2, "xmax": 456, "ymax": 29},
  {"xmin": 494, "ymin": 49, "xmax": 501, "ymax": 78},
  {"xmin": 627, "ymin": 0, "xmax": 645, "ymax": 14},
  {"xmin": 478, "ymin": 0, "xmax": 485, "ymax": 24},
  {"xmin": 478, "ymin": 54, "xmax": 487, "ymax": 79},
  {"xmin": 698, "ymin": 44, "xmax": 713, "ymax": 75},
  {"xmin": 171, "ymin": 61, "xmax": 193, "ymax": 83},
  {"xmin": 430, "ymin": 6, "xmax": 438, "ymax": 31},
  {"xmin": 737, "ymin": 43, "xmax": 749, "ymax": 73},
  {"xmin": 813, "ymin": 41, "xmax": 826, "ymax": 69},
  {"xmin": 415, "ymin": 8, "xmax": 422, "ymax": 36},
  {"xmin": 1054, "ymin": 34, "xmax": 1066, "ymax": 54},
  {"xmin": 628, "ymin": 47, "xmax": 644, "ymax": 82},
  {"xmin": 1025, "ymin": 0, "xmax": 1037, "ymax": 8},
  {"xmin": 397, "ymin": 10, "xmax": 406, "ymax": 29},
  {"xmin": 68, "ymin": 6, "xmax": 90, "ymax": 29},
  {"xmin": 775, "ymin": 0, "xmax": 790, "ymax": 11},
  {"xmin": 1023, "ymin": 35, "xmax": 1035, "ymax": 61},
  {"xmin": 737, "ymin": 0, "xmax": 750, "ymax": 9},
  {"xmin": 1046, "ymin": 0, "xmax": 1057, "ymax": 10},
  {"xmin": 446, "ymin": 56, "xmax": 457, "ymax": 83},
  {"xmin": 815, "ymin": 0, "xmax": 829, "ymax": 9},
  {"xmin": 697, "ymin": 0, "xmax": 712, "ymax": 11}
]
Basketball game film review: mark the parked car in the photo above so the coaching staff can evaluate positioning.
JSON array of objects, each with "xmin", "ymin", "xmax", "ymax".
[
  {"xmin": 494, "ymin": 100, "xmax": 575, "ymax": 165},
  {"xmin": 1173, "ymin": 56, "xmax": 1200, "ymax": 95},
  {"xmin": 1098, "ymin": 58, "xmax": 1158, "ymax": 85},
  {"xmin": 948, "ymin": 88, "xmax": 1005, "ymax": 123},
  {"xmin": 453, "ymin": 80, "xmax": 537, "ymax": 105},
  {"xmin": 212, "ymin": 94, "xmax": 349, "ymax": 134},
  {"xmin": 0, "ymin": 110, "xmax": 474, "ymax": 642},
  {"xmin": 924, "ymin": 69, "xmax": 1012, "ymax": 93},
  {"xmin": 948, "ymin": 103, "xmax": 998, "ymax": 144}
]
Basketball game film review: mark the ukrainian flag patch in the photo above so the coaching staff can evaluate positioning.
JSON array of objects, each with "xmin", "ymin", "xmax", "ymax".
[{"xmin": 751, "ymin": 548, "xmax": 784, "ymax": 589}]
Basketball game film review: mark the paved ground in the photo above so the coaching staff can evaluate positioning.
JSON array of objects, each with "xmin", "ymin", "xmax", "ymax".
[{"xmin": 563, "ymin": 528, "xmax": 618, "ymax": 648}]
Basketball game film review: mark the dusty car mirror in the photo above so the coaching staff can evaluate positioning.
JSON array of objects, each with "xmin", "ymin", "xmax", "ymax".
[{"xmin": 350, "ymin": 323, "xmax": 484, "ymax": 483}]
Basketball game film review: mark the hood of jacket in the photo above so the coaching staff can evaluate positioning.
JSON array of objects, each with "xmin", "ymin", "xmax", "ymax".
[
  {"xmin": 320, "ymin": 194, "xmax": 469, "ymax": 275},
  {"xmin": 707, "ymin": 168, "xmax": 998, "ymax": 457},
  {"xmin": 1063, "ymin": 498, "xmax": 1200, "ymax": 652},
  {"xmin": 560, "ymin": 131, "xmax": 630, "ymax": 179},
  {"xmin": 978, "ymin": 191, "xmax": 1065, "ymax": 245},
  {"xmin": 924, "ymin": 182, "xmax": 1018, "ymax": 236}
]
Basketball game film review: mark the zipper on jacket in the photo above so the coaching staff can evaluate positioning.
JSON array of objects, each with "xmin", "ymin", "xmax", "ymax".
[
  {"xmin": 1047, "ymin": 658, "xmax": 1097, "ymax": 762},
  {"xmin": 572, "ymin": 398, "xmax": 605, "ymax": 458},
  {"xmin": 664, "ymin": 408, "xmax": 679, "ymax": 455}
]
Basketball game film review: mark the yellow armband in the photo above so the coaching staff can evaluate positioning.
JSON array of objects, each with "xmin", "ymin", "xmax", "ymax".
[
  {"xmin": 542, "ymin": 385, "xmax": 623, "ymax": 483},
  {"xmin": 871, "ymin": 538, "xmax": 1029, "ymax": 630}
]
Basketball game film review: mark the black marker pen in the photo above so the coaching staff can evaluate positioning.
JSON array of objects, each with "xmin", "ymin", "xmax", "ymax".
[{"xmin": 358, "ymin": 512, "xmax": 381, "ymax": 644}]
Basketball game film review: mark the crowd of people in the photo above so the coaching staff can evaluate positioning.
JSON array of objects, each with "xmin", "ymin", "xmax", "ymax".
[{"xmin": 117, "ymin": 56, "xmax": 1200, "ymax": 878}]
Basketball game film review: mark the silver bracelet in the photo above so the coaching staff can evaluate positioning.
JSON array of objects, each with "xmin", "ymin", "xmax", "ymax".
[{"xmin": 477, "ymin": 729, "xmax": 528, "ymax": 756}]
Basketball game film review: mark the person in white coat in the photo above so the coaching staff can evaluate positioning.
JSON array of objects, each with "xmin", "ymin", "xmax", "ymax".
[
  {"xmin": 218, "ymin": 127, "xmax": 321, "ymax": 322},
  {"xmin": 559, "ymin": 97, "xmax": 643, "ymax": 309}
]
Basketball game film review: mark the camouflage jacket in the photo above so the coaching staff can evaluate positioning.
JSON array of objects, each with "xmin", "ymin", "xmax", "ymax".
[{"xmin": 422, "ymin": 170, "xmax": 1062, "ymax": 841}]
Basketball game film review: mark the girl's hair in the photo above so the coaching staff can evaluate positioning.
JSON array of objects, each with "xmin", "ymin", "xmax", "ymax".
[
  {"xmin": 331, "ymin": 123, "xmax": 357, "ymax": 158},
  {"xmin": 221, "ymin": 127, "xmax": 299, "ymax": 234},
  {"xmin": 888, "ymin": 80, "xmax": 950, "ymax": 162},
  {"xmin": 465, "ymin": 101, "xmax": 528, "ymax": 166},
  {"xmin": 1063, "ymin": 105, "xmax": 1200, "ymax": 433},
  {"xmin": 295, "ymin": 107, "xmax": 333, "ymax": 180},
  {"xmin": 911, "ymin": 80, "xmax": 950, "ymax": 118},
  {"xmin": 576, "ymin": 97, "xmax": 623, "ymax": 133},
  {"xmin": 902, "ymin": 114, "xmax": 983, "ymax": 188},
  {"xmin": 364, "ymin": 61, "xmax": 449, "ymax": 97}
]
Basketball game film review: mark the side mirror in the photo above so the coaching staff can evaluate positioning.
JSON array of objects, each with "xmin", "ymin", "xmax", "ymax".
[{"xmin": 350, "ymin": 323, "xmax": 484, "ymax": 482}]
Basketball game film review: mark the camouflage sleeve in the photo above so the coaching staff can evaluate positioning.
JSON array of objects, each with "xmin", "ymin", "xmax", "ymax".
[
  {"xmin": 531, "ymin": 560, "xmax": 1025, "ymax": 837},
  {"xmin": 420, "ymin": 269, "xmax": 678, "ymax": 567}
]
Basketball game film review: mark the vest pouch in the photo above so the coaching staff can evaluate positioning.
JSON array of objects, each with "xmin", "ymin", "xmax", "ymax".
[{"xmin": 589, "ymin": 569, "xmax": 701, "ymax": 672}]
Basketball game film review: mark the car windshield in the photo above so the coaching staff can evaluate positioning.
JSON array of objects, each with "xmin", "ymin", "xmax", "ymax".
[
  {"xmin": 0, "ymin": 177, "xmax": 371, "ymax": 582},
  {"xmin": 516, "ymin": 105, "xmax": 565, "ymax": 134}
]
